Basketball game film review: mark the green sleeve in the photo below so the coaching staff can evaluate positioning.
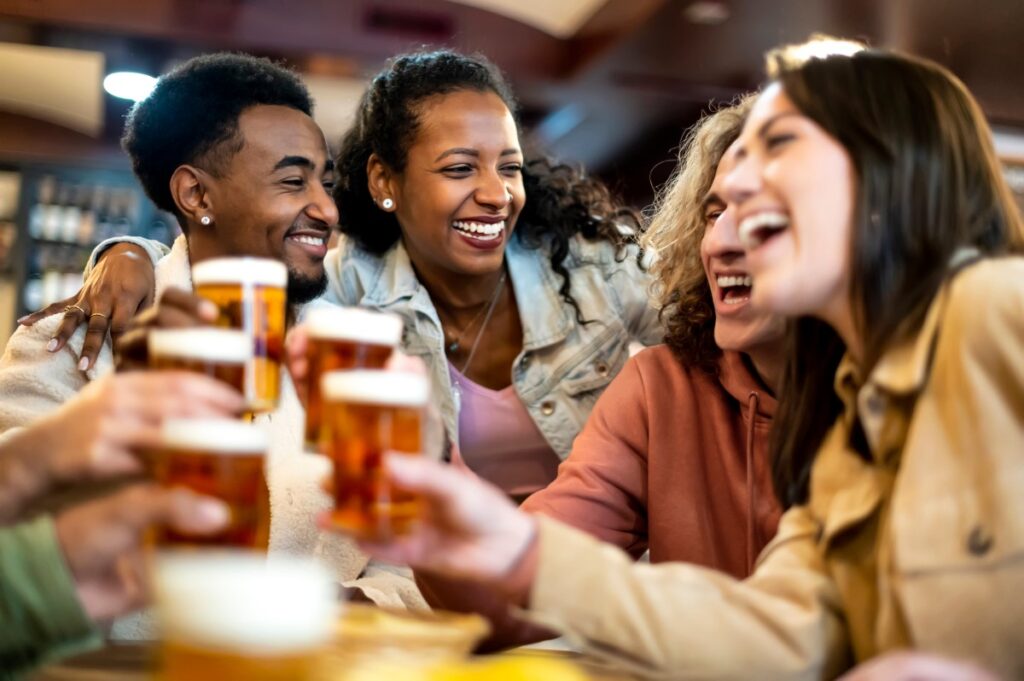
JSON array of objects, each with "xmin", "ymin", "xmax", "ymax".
[{"xmin": 0, "ymin": 515, "xmax": 102, "ymax": 678}]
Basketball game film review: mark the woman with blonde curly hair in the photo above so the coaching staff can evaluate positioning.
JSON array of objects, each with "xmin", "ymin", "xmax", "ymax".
[{"xmin": 419, "ymin": 96, "xmax": 789, "ymax": 649}]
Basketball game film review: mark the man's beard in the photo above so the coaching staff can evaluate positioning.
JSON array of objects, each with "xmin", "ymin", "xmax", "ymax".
[{"xmin": 286, "ymin": 268, "xmax": 328, "ymax": 305}]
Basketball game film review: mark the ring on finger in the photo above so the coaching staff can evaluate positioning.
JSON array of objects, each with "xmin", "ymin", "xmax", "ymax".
[
  {"xmin": 64, "ymin": 304, "xmax": 86, "ymax": 316},
  {"xmin": 90, "ymin": 312, "xmax": 108, "ymax": 320}
]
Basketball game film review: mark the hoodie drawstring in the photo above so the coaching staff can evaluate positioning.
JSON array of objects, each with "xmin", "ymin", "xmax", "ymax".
[{"xmin": 745, "ymin": 391, "xmax": 760, "ymax": 574}]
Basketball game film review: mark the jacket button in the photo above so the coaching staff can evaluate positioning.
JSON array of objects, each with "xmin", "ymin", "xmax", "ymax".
[
  {"xmin": 540, "ymin": 400, "xmax": 556, "ymax": 416},
  {"xmin": 595, "ymin": 361, "xmax": 609, "ymax": 377},
  {"xmin": 966, "ymin": 525, "xmax": 994, "ymax": 556},
  {"xmin": 520, "ymin": 353, "xmax": 531, "ymax": 369}
]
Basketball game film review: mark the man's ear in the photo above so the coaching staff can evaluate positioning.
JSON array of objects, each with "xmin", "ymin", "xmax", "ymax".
[
  {"xmin": 169, "ymin": 165, "xmax": 214, "ymax": 225},
  {"xmin": 366, "ymin": 153, "xmax": 398, "ymax": 209}
]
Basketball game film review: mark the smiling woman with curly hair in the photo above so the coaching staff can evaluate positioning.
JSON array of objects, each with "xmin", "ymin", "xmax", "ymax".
[{"xmin": 321, "ymin": 49, "xmax": 662, "ymax": 498}]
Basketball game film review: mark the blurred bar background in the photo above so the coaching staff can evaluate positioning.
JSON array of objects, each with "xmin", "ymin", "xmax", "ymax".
[{"xmin": 0, "ymin": 0, "xmax": 1021, "ymax": 350}]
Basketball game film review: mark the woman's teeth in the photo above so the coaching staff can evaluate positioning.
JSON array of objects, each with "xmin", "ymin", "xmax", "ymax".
[
  {"xmin": 452, "ymin": 220, "xmax": 504, "ymax": 240},
  {"xmin": 716, "ymin": 275, "xmax": 752, "ymax": 288},
  {"xmin": 738, "ymin": 212, "xmax": 789, "ymax": 250},
  {"xmin": 290, "ymin": 235, "xmax": 325, "ymax": 246},
  {"xmin": 716, "ymin": 274, "xmax": 752, "ymax": 306}
]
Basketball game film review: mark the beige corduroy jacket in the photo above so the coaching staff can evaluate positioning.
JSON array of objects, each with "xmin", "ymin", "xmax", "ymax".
[{"xmin": 520, "ymin": 256, "xmax": 1024, "ymax": 680}]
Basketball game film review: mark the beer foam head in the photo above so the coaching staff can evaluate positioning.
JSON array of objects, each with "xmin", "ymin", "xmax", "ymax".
[
  {"xmin": 154, "ymin": 552, "xmax": 337, "ymax": 652},
  {"xmin": 193, "ymin": 257, "xmax": 288, "ymax": 288},
  {"xmin": 304, "ymin": 306, "xmax": 403, "ymax": 346},
  {"xmin": 148, "ymin": 328, "xmax": 251, "ymax": 363},
  {"xmin": 321, "ymin": 370, "xmax": 429, "ymax": 408},
  {"xmin": 161, "ymin": 418, "xmax": 268, "ymax": 454}
]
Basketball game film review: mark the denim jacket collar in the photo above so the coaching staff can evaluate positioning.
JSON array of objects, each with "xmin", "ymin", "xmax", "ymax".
[{"xmin": 359, "ymin": 236, "xmax": 574, "ymax": 351}]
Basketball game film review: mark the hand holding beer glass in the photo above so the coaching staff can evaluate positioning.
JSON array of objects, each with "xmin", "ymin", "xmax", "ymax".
[
  {"xmin": 319, "ymin": 370, "xmax": 430, "ymax": 541},
  {"xmin": 146, "ymin": 418, "xmax": 270, "ymax": 550},
  {"xmin": 192, "ymin": 257, "xmax": 287, "ymax": 412}
]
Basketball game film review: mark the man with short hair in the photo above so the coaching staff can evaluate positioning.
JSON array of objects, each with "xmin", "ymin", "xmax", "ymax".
[{"xmin": 0, "ymin": 54, "xmax": 424, "ymax": 627}]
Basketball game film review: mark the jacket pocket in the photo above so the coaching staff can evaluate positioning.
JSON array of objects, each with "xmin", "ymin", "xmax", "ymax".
[{"xmin": 557, "ymin": 326, "xmax": 629, "ymax": 397}]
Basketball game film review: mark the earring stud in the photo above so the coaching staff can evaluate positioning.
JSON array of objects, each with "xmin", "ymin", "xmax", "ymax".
[
  {"xmin": 200, "ymin": 215, "xmax": 212, "ymax": 226},
  {"xmin": 382, "ymin": 198, "xmax": 395, "ymax": 210}
]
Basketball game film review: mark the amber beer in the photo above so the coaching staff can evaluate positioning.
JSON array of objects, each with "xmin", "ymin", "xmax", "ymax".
[
  {"xmin": 192, "ymin": 257, "xmax": 288, "ymax": 412},
  {"xmin": 303, "ymin": 307, "xmax": 403, "ymax": 448},
  {"xmin": 320, "ymin": 370, "xmax": 429, "ymax": 540},
  {"xmin": 148, "ymin": 328, "xmax": 250, "ymax": 394},
  {"xmin": 154, "ymin": 553, "xmax": 335, "ymax": 681},
  {"xmin": 148, "ymin": 418, "xmax": 270, "ymax": 549}
]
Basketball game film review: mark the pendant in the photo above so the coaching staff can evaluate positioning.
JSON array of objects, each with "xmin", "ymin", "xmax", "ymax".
[
  {"xmin": 447, "ymin": 339, "xmax": 460, "ymax": 353},
  {"xmin": 452, "ymin": 381, "xmax": 462, "ymax": 413}
]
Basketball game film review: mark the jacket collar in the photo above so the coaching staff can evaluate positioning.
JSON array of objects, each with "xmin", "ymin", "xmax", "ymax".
[
  {"xmin": 838, "ymin": 246, "xmax": 981, "ymax": 401},
  {"xmin": 718, "ymin": 350, "xmax": 777, "ymax": 420},
  {"xmin": 155, "ymin": 235, "xmax": 193, "ymax": 296},
  {"xmin": 359, "ymin": 236, "xmax": 574, "ymax": 350}
]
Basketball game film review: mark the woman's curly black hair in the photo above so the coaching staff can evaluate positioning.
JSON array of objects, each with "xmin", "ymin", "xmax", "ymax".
[
  {"xmin": 334, "ymin": 49, "xmax": 641, "ymax": 321},
  {"xmin": 121, "ymin": 52, "xmax": 312, "ymax": 229}
]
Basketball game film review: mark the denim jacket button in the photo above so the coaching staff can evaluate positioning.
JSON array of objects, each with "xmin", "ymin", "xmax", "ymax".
[
  {"xmin": 520, "ymin": 353, "xmax": 531, "ymax": 369},
  {"xmin": 595, "ymin": 361, "xmax": 609, "ymax": 377},
  {"xmin": 966, "ymin": 525, "xmax": 994, "ymax": 556},
  {"xmin": 540, "ymin": 400, "xmax": 556, "ymax": 416}
]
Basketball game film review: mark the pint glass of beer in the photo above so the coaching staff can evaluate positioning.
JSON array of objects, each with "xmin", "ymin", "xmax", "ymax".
[
  {"xmin": 320, "ymin": 370, "xmax": 429, "ymax": 540},
  {"xmin": 303, "ymin": 307, "xmax": 403, "ymax": 448},
  {"xmin": 148, "ymin": 328, "xmax": 250, "ymax": 395},
  {"xmin": 147, "ymin": 418, "xmax": 270, "ymax": 549},
  {"xmin": 155, "ymin": 552, "xmax": 336, "ymax": 681},
  {"xmin": 192, "ymin": 257, "xmax": 288, "ymax": 413}
]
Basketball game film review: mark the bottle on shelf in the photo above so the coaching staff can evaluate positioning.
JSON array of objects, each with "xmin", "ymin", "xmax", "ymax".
[
  {"xmin": 28, "ymin": 175, "xmax": 55, "ymax": 240},
  {"xmin": 60, "ymin": 185, "xmax": 82, "ymax": 243}
]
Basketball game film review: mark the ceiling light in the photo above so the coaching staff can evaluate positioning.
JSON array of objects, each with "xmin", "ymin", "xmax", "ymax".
[
  {"xmin": 103, "ymin": 72, "xmax": 157, "ymax": 102},
  {"xmin": 683, "ymin": 2, "xmax": 730, "ymax": 25}
]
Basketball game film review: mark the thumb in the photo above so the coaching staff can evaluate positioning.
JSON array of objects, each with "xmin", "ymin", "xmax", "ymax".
[{"xmin": 132, "ymin": 486, "xmax": 231, "ymax": 536}]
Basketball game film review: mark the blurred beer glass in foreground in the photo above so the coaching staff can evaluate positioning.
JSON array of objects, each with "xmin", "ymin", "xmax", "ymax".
[
  {"xmin": 320, "ymin": 370, "xmax": 428, "ymax": 540},
  {"xmin": 303, "ymin": 306, "xmax": 403, "ymax": 448},
  {"xmin": 147, "ymin": 418, "xmax": 269, "ymax": 549},
  {"xmin": 193, "ymin": 257, "xmax": 287, "ymax": 412},
  {"xmin": 155, "ymin": 553, "xmax": 335, "ymax": 681},
  {"xmin": 148, "ymin": 328, "xmax": 250, "ymax": 395}
]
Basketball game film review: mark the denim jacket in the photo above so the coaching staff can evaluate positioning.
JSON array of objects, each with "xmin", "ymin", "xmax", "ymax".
[{"xmin": 323, "ymin": 234, "xmax": 662, "ymax": 458}]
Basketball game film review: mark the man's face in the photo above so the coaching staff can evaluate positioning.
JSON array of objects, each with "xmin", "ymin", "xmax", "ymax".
[{"xmin": 203, "ymin": 105, "xmax": 338, "ymax": 303}]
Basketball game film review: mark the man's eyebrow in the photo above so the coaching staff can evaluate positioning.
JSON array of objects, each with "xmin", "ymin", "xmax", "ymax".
[{"xmin": 272, "ymin": 155, "xmax": 315, "ymax": 172}]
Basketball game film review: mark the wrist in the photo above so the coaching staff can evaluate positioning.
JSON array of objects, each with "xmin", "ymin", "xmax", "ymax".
[{"xmin": 495, "ymin": 516, "xmax": 539, "ymax": 606}]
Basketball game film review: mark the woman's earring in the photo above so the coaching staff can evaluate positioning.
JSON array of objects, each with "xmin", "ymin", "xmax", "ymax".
[
  {"xmin": 200, "ymin": 215, "xmax": 212, "ymax": 226},
  {"xmin": 382, "ymin": 198, "xmax": 395, "ymax": 211}
]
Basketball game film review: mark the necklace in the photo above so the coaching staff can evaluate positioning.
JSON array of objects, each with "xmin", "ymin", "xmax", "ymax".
[
  {"xmin": 441, "ymin": 271, "xmax": 507, "ymax": 354},
  {"xmin": 446, "ymin": 271, "xmax": 507, "ymax": 412}
]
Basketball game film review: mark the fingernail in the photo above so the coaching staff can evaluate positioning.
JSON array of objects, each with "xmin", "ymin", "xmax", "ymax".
[
  {"xmin": 17, "ymin": 315, "xmax": 29, "ymax": 325},
  {"xmin": 196, "ymin": 499, "xmax": 231, "ymax": 527},
  {"xmin": 47, "ymin": 338, "xmax": 58, "ymax": 352},
  {"xmin": 199, "ymin": 300, "xmax": 219, "ymax": 321},
  {"xmin": 78, "ymin": 357, "xmax": 90, "ymax": 372}
]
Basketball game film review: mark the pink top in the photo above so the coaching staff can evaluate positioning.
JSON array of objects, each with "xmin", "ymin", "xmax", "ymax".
[{"xmin": 448, "ymin": 363, "xmax": 561, "ymax": 500}]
